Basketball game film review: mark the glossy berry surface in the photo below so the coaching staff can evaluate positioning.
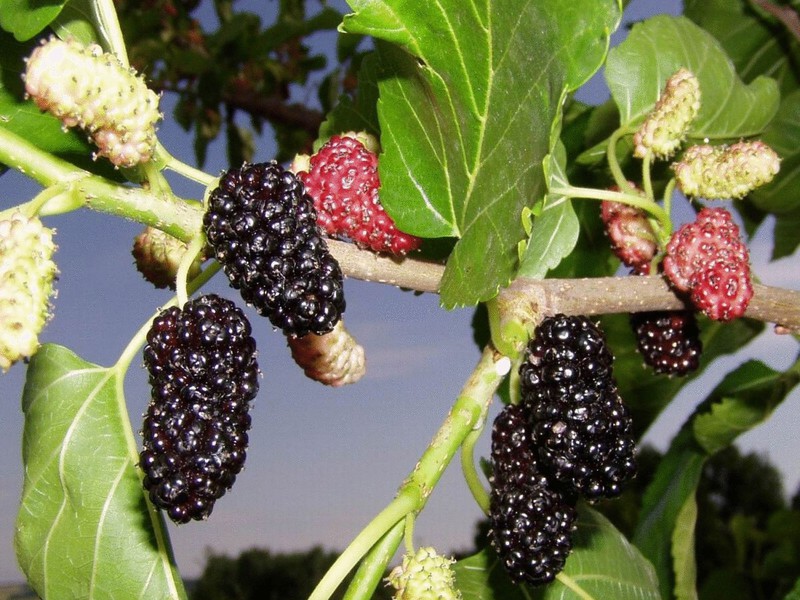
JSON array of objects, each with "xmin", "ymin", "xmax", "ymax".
[
  {"xmin": 139, "ymin": 294, "xmax": 258, "ymax": 524},
  {"xmin": 204, "ymin": 161, "xmax": 345, "ymax": 337},
  {"xmin": 630, "ymin": 310, "xmax": 702, "ymax": 376},
  {"xmin": 520, "ymin": 315, "xmax": 636, "ymax": 501},
  {"xmin": 489, "ymin": 469, "xmax": 577, "ymax": 586},
  {"xmin": 299, "ymin": 135, "xmax": 421, "ymax": 255}
]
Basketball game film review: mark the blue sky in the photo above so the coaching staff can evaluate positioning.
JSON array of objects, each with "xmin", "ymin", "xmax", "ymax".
[{"xmin": 2, "ymin": 0, "xmax": 800, "ymax": 586}]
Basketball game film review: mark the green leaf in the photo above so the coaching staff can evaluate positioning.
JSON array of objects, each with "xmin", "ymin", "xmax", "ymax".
[
  {"xmin": 692, "ymin": 360, "xmax": 797, "ymax": 454},
  {"xmin": 749, "ymin": 90, "xmax": 800, "ymax": 235},
  {"xmin": 50, "ymin": 0, "xmax": 101, "ymax": 45},
  {"xmin": 684, "ymin": 0, "xmax": 800, "ymax": 96},
  {"xmin": 454, "ymin": 549, "xmax": 525, "ymax": 600},
  {"xmin": 342, "ymin": 0, "xmax": 621, "ymax": 307},
  {"xmin": 606, "ymin": 15, "xmax": 779, "ymax": 140},
  {"xmin": 672, "ymin": 495, "xmax": 698, "ymax": 600},
  {"xmin": 15, "ymin": 344, "xmax": 187, "ymax": 599},
  {"xmin": 517, "ymin": 140, "xmax": 580, "ymax": 279},
  {"xmin": 633, "ymin": 355, "xmax": 800, "ymax": 600},
  {"xmin": 772, "ymin": 209, "xmax": 800, "ymax": 259},
  {"xmin": 454, "ymin": 506, "xmax": 660, "ymax": 600},
  {"xmin": 784, "ymin": 577, "xmax": 800, "ymax": 599},
  {"xmin": 0, "ymin": 0, "xmax": 67, "ymax": 41}
]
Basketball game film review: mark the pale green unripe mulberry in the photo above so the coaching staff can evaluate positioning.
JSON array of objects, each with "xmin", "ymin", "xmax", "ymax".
[
  {"xmin": 387, "ymin": 547, "xmax": 462, "ymax": 600},
  {"xmin": 634, "ymin": 68, "xmax": 701, "ymax": 159},
  {"xmin": 673, "ymin": 140, "xmax": 781, "ymax": 199},
  {"xmin": 24, "ymin": 37, "xmax": 161, "ymax": 168},
  {"xmin": 287, "ymin": 320, "xmax": 366, "ymax": 386},
  {"xmin": 132, "ymin": 226, "xmax": 203, "ymax": 290},
  {"xmin": 0, "ymin": 213, "xmax": 57, "ymax": 371}
]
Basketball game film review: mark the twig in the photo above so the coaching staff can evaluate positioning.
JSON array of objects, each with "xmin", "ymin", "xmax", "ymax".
[
  {"xmin": 750, "ymin": 0, "xmax": 800, "ymax": 42},
  {"xmin": 329, "ymin": 240, "xmax": 800, "ymax": 331}
]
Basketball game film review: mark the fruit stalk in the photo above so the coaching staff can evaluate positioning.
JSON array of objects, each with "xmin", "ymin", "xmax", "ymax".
[
  {"xmin": 0, "ymin": 126, "xmax": 203, "ymax": 240},
  {"xmin": 311, "ymin": 345, "xmax": 507, "ymax": 600}
]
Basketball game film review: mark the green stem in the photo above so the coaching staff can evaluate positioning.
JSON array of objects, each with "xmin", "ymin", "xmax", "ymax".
[
  {"xmin": 0, "ymin": 125, "xmax": 87, "ymax": 185},
  {"xmin": 606, "ymin": 126, "xmax": 635, "ymax": 194},
  {"xmin": 158, "ymin": 144, "xmax": 216, "ymax": 187},
  {"xmin": 660, "ymin": 177, "xmax": 677, "ymax": 242},
  {"xmin": 0, "ymin": 126, "xmax": 204, "ymax": 240},
  {"xmin": 341, "ymin": 520, "xmax": 404, "ymax": 600},
  {"xmin": 461, "ymin": 414, "xmax": 491, "ymax": 515},
  {"xmin": 93, "ymin": 0, "xmax": 129, "ymax": 65},
  {"xmin": 641, "ymin": 150, "xmax": 655, "ymax": 202},
  {"xmin": 316, "ymin": 345, "xmax": 507, "ymax": 600},
  {"xmin": 175, "ymin": 233, "xmax": 207, "ymax": 307},
  {"xmin": 549, "ymin": 184, "xmax": 669, "ymax": 225},
  {"xmin": 403, "ymin": 513, "xmax": 416, "ymax": 554},
  {"xmin": 308, "ymin": 490, "xmax": 419, "ymax": 600}
]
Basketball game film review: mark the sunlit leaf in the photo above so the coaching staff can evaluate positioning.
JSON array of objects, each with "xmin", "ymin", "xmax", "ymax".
[
  {"xmin": 342, "ymin": 0, "xmax": 621, "ymax": 307},
  {"xmin": 15, "ymin": 344, "xmax": 187, "ymax": 600},
  {"xmin": 684, "ymin": 0, "xmax": 800, "ymax": 96},
  {"xmin": 454, "ymin": 506, "xmax": 661, "ymax": 600},
  {"xmin": 0, "ymin": 0, "xmax": 67, "ymax": 41},
  {"xmin": 606, "ymin": 15, "xmax": 779, "ymax": 140}
]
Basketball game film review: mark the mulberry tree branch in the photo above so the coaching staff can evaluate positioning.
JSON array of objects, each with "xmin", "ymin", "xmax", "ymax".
[{"xmin": 328, "ymin": 239, "xmax": 800, "ymax": 332}]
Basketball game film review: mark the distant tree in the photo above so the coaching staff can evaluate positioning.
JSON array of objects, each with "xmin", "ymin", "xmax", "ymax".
[{"xmin": 191, "ymin": 546, "xmax": 393, "ymax": 600}]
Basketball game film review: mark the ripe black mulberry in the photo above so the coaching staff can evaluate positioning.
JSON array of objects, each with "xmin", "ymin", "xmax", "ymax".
[
  {"xmin": 139, "ymin": 294, "xmax": 258, "ymax": 524},
  {"xmin": 520, "ymin": 314, "xmax": 636, "ymax": 501},
  {"xmin": 203, "ymin": 161, "xmax": 345, "ymax": 338}
]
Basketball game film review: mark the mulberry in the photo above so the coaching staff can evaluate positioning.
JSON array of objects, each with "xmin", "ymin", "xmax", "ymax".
[
  {"xmin": 24, "ymin": 37, "xmax": 161, "ymax": 168},
  {"xmin": 139, "ymin": 294, "xmax": 258, "ymax": 523},
  {"xmin": 203, "ymin": 161, "xmax": 345, "ymax": 338},
  {"xmin": 387, "ymin": 547, "xmax": 462, "ymax": 600},
  {"xmin": 297, "ymin": 134, "xmax": 422, "ymax": 255},
  {"xmin": 520, "ymin": 315, "xmax": 636, "ymax": 501},
  {"xmin": 0, "ymin": 213, "xmax": 57, "ymax": 371},
  {"xmin": 630, "ymin": 311, "xmax": 702, "ymax": 376},
  {"xmin": 489, "ymin": 469, "xmax": 577, "ymax": 586}
]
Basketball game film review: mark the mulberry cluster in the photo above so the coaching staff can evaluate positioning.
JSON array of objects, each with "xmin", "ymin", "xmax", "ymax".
[
  {"xmin": 489, "ymin": 315, "xmax": 636, "ymax": 587},
  {"xmin": 297, "ymin": 134, "xmax": 422, "ymax": 255},
  {"xmin": 24, "ymin": 37, "xmax": 161, "ymax": 168},
  {"xmin": 203, "ymin": 161, "xmax": 345, "ymax": 338},
  {"xmin": 139, "ymin": 294, "xmax": 258, "ymax": 524},
  {"xmin": 630, "ymin": 311, "xmax": 702, "ymax": 376},
  {"xmin": 663, "ymin": 207, "xmax": 752, "ymax": 321}
]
